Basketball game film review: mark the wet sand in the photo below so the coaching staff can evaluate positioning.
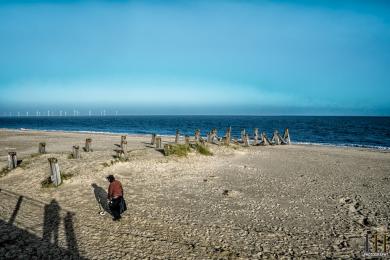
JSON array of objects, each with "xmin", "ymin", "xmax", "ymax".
[{"xmin": 0, "ymin": 129, "xmax": 389, "ymax": 259}]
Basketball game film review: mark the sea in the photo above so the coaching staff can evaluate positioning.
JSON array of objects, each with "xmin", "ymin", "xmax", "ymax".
[{"xmin": 1, "ymin": 116, "xmax": 390, "ymax": 150}]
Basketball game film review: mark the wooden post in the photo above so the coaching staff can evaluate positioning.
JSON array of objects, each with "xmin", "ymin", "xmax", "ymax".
[
  {"xmin": 116, "ymin": 150, "xmax": 125, "ymax": 159},
  {"xmin": 163, "ymin": 144, "xmax": 171, "ymax": 156},
  {"xmin": 272, "ymin": 130, "xmax": 281, "ymax": 145},
  {"xmin": 185, "ymin": 135, "xmax": 190, "ymax": 144},
  {"xmin": 121, "ymin": 135, "xmax": 127, "ymax": 143},
  {"xmin": 85, "ymin": 138, "xmax": 92, "ymax": 152},
  {"xmin": 211, "ymin": 129, "xmax": 218, "ymax": 144},
  {"xmin": 195, "ymin": 129, "xmax": 200, "ymax": 142},
  {"xmin": 253, "ymin": 128, "xmax": 259, "ymax": 146},
  {"xmin": 240, "ymin": 129, "xmax": 246, "ymax": 143},
  {"xmin": 39, "ymin": 142, "xmax": 46, "ymax": 154},
  {"xmin": 243, "ymin": 133, "xmax": 249, "ymax": 147},
  {"xmin": 72, "ymin": 145, "xmax": 80, "ymax": 159},
  {"xmin": 121, "ymin": 140, "xmax": 127, "ymax": 154},
  {"xmin": 151, "ymin": 133, "xmax": 156, "ymax": 145},
  {"xmin": 283, "ymin": 128, "xmax": 291, "ymax": 144},
  {"xmin": 155, "ymin": 137, "xmax": 162, "ymax": 149},
  {"xmin": 261, "ymin": 132, "xmax": 271, "ymax": 146},
  {"xmin": 207, "ymin": 132, "xmax": 211, "ymax": 143},
  {"xmin": 175, "ymin": 129, "xmax": 180, "ymax": 144},
  {"xmin": 224, "ymin": 127, "xmax": 231, "ymax": 145},
  {"xmin": 48, "ymin": 158, "xmax": 61, "ymax": 186},
  {"xmin": 8, "ymin": 152, "xmax": 17, "ymax": 170}
]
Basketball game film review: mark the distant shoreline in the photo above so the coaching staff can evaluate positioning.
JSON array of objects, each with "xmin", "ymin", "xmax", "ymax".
[{"xmin": 1, "ymin": 127, "xmax": 389, "ymax": 152}]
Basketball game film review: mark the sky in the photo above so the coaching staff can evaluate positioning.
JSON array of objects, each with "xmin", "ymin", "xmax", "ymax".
[{"xmin": 0, "ymin": 0, "xmax": 389, "ymax": 116}]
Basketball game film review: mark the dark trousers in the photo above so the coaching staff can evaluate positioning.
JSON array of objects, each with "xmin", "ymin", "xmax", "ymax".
[{"xmin": 109, "ymin": 197, "xmax": 122, "ymax": 219}]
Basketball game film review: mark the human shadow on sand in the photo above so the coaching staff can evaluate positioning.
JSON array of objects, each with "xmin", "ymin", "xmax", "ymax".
[
  {"xmin": 91, "ymin": 183, "xmax": 110, "ymax": 214},
  {"xmin": 0, "ymin": 189, "xmax": 84, "ymax": 259}
]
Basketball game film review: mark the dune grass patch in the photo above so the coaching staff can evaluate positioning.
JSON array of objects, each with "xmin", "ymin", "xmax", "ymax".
[
  {"xmin": 164, "ymin": 144, "xmax": 191, "ymax": 157},
  {"xmin": 41, "ymin": 172, "xmax": 74, "ymax": 188},
  {"xmin": 164, "ymin": 143, "xmax": 213, "ymax": 157},
  {"xmin": 0, "ymin": 167, "xmax": 10, "ymax": 178},
  {"xmin": 194, "ymin": 143, "xmax": 213, "ymax": 156}
]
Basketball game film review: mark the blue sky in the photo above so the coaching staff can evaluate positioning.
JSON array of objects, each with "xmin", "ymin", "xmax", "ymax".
[{"xmin": 0, "ymin": 0, "xmax": 389, "ymax": 115}]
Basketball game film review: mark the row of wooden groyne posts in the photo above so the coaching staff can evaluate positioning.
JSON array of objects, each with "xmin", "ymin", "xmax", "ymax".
[
  {"xmin": 151, "ymin": 127, "xmax": 291, "ymax": 148},
  {"xmin": 5, "ymin": 128, "xmax": 290, "ymax": 187}
]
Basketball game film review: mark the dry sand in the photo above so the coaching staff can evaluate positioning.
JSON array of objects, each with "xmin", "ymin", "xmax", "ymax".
[{"xmin": 0, "ymin": 129, "xmax": 389, "ymax": 259}]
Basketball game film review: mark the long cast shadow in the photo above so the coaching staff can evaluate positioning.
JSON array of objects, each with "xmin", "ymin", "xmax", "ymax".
[
  {"xmin": 91, "ymin": 183, "xmax": 110, "ymax": 214},
  {"xmin": 64, "ymin": 212, "xmax": 79, "ymax": 258},
  {"xmin": 0, "ymin": 189, "xmax": 85, "ymax": 259},
  {"xmin": 43, "ymin": 199, "xmax": 60, "ymax": 245},
  {"xmin": 8, "ymin": 195, "xmax": 23, "ymax": 225}
]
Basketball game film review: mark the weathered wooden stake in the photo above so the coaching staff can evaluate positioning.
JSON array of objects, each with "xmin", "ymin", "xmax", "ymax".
[
  {"xmin": 194, "ymin": 129, "xmax": 200, "ymax": 142},
  {"xmin": 261, "ymin": 132, "xmax": 271, "ymax": 146},
  {"xmin": 207, "ymin": 132, "xmax": 211, "ymax": 143},
  {"xmin": 85, "ymin": 138, "xmax": 92, "ymax": 152},
  {"xmin": 116, "ymin": 150, "xmax": 125, "ymax": 159},
  {"xmin": 39, "ymin": 142, "xmax": 46, "ymax": 154},
  {"xmin": 48, "ymin": 158, "xmax": 61, "ymax": 186},
  {"xmin": 155, "ymin": 137, "xmax": 162, "ymax": 149},
  {"xmin": 253, "ymin": 128, "xmax": 259, "ymax": 146},
  {"xmin": 283, "ymin": 128, "xmax": 291, "ymax": 144},
  {"xmin": 243, "ymin": 133, "xmax": 250, "ymax": 147},
  {"xmin": 175, "ymin": 129, "xmax": 180, "ymax": 144},
  {"xmin": 185, "ymin": 135, "xmax": 190, "ymax": 144},
  {"xmin": 151, "ymin": 133, "xmax": 156, "ymax": 145},
  {"xmin": 8, "ymin": 152, "xmax": 18, "ymax": 170},
  {"xmin": 272, "ymin": 130, "xmax": 281, "ymax": 145},
  {"xmin": 72, "ymin": 145, "xmax": 80, "ymax": 159},
  {"xmin": 163, "ymin": 144, "xmax": 171, "ymax": 156},
  {"xmin": 224, "ymin": 127, "xmax": 231, "ymax": 145},
  {"xmin": 121, "ymin": 140, "xmax": 127, "ymax": 154},
  {"xmin": 240, "ymin": 129, "xmax": 246, "ymax": 143},
  {"xmin": 121, "ymin": 135, "xmax": 127, "ymax": 143},
  {"xmin": 210, "ymin": 129, "xmax": 218, "ymax": 144}
]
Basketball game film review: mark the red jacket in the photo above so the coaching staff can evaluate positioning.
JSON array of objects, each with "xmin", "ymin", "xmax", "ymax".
[{"xmin": 108, "ymin": 180, "xmax": 123, "ymax": 199}]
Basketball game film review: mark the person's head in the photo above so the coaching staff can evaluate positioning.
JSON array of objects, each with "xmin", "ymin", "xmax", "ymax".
[{"xmin": 106, "ymin": 175, "xmax": 115, "ymax": 183}]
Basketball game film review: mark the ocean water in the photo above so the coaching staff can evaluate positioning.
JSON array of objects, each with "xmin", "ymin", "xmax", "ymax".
[{"xmin": 1, "ymin": 116, "xmax": 390, "ymax": 150}]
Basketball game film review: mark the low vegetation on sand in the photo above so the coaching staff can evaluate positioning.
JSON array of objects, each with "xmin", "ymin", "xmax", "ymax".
[
  {"xmin": 164, "ymin": 143, "xmax": 213, "ymax": 157},
  {"xmin": 194, "ymin": 143, "xmax": 213, "ymax": 156},
  {"xmin": 164, "ymin": 144, "xmax": 191, "ymax": 157},
  {"xmin": 41, "ymin": 172, "xmax": 74, "ymax": 188},
  {"xmin": 0, "ymin": 167, "xmax": 10, "ymax": 178}
]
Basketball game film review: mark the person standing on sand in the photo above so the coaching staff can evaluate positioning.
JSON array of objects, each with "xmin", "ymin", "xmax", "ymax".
[{"xmin": 106, "ymin": 175, "xmax": 127, "ymax": 221}]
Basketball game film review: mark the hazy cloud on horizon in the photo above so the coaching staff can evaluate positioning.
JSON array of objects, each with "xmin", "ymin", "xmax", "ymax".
[{"xmin": 0, "ymin": 1, "xmax": 389, "ymax": 115}]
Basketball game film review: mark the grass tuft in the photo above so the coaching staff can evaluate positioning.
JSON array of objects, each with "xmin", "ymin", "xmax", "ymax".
[
  {"xmin": 164, "ymin": 144, "xmax": 191, "ymax": 157},
  {"xmin": 102, "ymin": 162, "xmax": 111, "ymax": 167},
  {"xmin": 61, "ymin": 172, "xmax": 74, "ymax": 180},
  {"xmin": 41, "ymin": 172, "xmax": 74, "ymax": 188},
  {"xmin": 0, "ymin": 167, "xmax": 10, "ymax": 178},
  {"xmin": 195, "ymin": 143, "xmax": 213, "ymax": 156},
  {"xmin": 41, "ymin": 177, "xmax": 57, "ymax": 188},
  {"xmin": 30, "ymin": 153, "xmax": 41, "ymax": 158}
]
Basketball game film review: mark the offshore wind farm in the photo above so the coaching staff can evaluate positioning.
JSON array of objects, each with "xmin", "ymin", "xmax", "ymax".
[{"xmin": 0, "ymin": 0, "xmax": 389, "ymax": 259}]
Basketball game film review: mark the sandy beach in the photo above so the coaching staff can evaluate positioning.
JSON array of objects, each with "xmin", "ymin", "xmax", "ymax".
[{"xmin": 0, "ymin": 129, "xmax": 389, "ymax": 259}]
